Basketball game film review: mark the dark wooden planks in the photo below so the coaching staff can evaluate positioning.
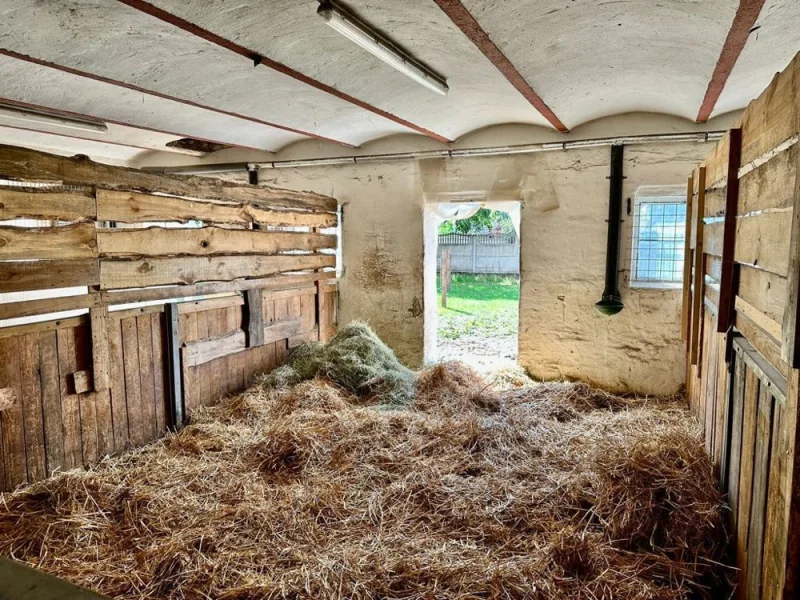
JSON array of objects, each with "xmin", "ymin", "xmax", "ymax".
[
  {"xmin": 74, "ymin": 326, "xmax": 99, "ymax": 466},
  {"xmin": 718, "ymin": 128, "xmax": 742, "ymax": 332},
  {"xmin": 120, "ymin": 316, "xmax": 145, "ymax": 447},
  {"xmin": 19, "ymin": 334, "xmax": 45, "ymax": 482},
  {"xmin": 0, "ymin": 337, "xmax": 27, "ymax": 487},
  {"xmin": 56, "ymin": 327, "xmax": 82, "ymax": 470},
  {"xmin": 38, "ymin": 330, "xmax": 64, "ymax": 475},
  {"xmin": 107, "ymin": 317, "xmax": 129, "ymax": 452}
]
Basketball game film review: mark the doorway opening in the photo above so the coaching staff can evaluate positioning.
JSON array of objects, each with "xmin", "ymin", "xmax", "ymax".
[{"xmin": 424, "ymin": 203, "xmax": 521, "ymax": 373}]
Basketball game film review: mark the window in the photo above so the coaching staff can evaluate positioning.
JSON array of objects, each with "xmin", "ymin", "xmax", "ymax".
[{"xmin": 630, "ymin": 189, "xmax": 686, "ymax": 288}]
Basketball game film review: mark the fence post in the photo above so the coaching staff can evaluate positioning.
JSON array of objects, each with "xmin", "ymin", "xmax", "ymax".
[{"xmin": 471, "ymin": 236, "xmax": 477, "ymax": 273}]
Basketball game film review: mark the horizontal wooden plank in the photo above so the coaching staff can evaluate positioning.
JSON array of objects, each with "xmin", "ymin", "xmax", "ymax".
[
  {"xmin": 736, "ymin": 296, "xmax": 782, "ymax": 341},
  {"xmin": 99, "ymin": 254, "xmax": 334, "ymax": 289},
  {"xmin": 262, "ymin": 286, "xmax": 318, "ymax": 302},
  {"xmin": 0, "ymin": 186, "xmax": 96, "ymax": 221},
  {"xmin": 0, "ymin": 145, "xmax": 337, "ymax": 212},
  {"xmin": 739, "ymin": 143, "xmax": 797, "ymax": 215},
  {"xmin": 107, "ymin": 304, "xmax": 165, "ymax": 321},
  {"xmin": 96, "ymin": 189, "xmax": 338, "ymax": 228},
  {"xmin": 733, "ymin": 336, "xmax": 787, "ymax": 405},
  {"xmin": 0, "ymin": 259, "xmax": 99, "ymax": 293},
  {"xmin": 0, "ymin": 222, "xmax": 97, "ymax": 260},
  {"xmin": 263, "ymin": 319, "xmax": 303, "ymax": 345},
  {"xmin": 736, "ymin": 310, "xmax": 789, "ymax": 378},
  {"xmin": 183, "ymin": 329, "xmax": 246, "ymax": 367},
  {"xmin": 0, "ymin": 315, "xmax": 88, "ymax": 339},
  {"xmin": 740, "ymin": 53, "xmax": 800, "ymax": 164},
  {"xmin": 97, "ymin": 226, "xmax": 335, "ymax": 257},
  {"xmin": 706, "ymin": 253, "xmax": 722, "ymax": 283},
  {"xmin": 704, "ymin": 221, "xmax": 724, "ymax": 257},
  {"xmin": 738, "ymin": 265, "xmax": 787, "ymax": 324},
  {"xmin": 704, "ymin": 187, "xmax": 727, "ymax": 218},
  {"xmin": 735, "ymin": 210, "xmax": 792, "ymax": 276},
  {"xmin": 178, "ymin": 294, "xmax": 244, "ymax": 315}
]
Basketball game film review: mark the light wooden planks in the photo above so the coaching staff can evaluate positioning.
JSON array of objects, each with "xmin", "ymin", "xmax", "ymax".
[
  {"xmin": 681, "ymin": 174, "xmax": 694, "ymax": 341},
  {"xmin": 727, "ymin": 355, "xmax": 746, "ymax": 521},
  {"xmin": 0, "ymin": 222, "xmax": 97, "ymax": 260},
  {"xmin": 739, "ymin": 143, "xmax": 797, "ymax": 215},
  {"xmin": 90, "ymin": 307, "xmax": 110, "ymax": 391},
  {"xmin": 38, "ymin": 330, "xmax": 63, "ymax": 475},
  {"xmin": 99, "ymin": 254, "xmax": 334, "ymax": 289},
  {"xmin": 737, "ymin": 372, "xmax": 760, "ymax": 594},
  {"xmin": 0, "ymin": 259, "xmax": 100, "ymax": 293},
  {"xmin": 0, "ymin": 145, "xmax": 337, "ymax": 212},
  {"xmin": 183, "ymin": 330, "xmax": 246, "ymax": 368},
  {"xmin": 0, "ymin": 337, "xmax": 27, "ymax": 487},
  {"xmin": 781, "ymin": 140, "xmax": 800, "ymax": 368},
  {"xmin": 56, "ymin": 328, "xmax": 82, "ymax": 469},
  {"xmin": 735, "ymin": 210, "xmax": 793, "ymax": 277},
  {"xmin": 245, "ymin": 289, "xmax": 264, "ymax": 347},
  {"xmin": 97, "ymin": 226, "xmax": 335, "ymax": 257},
  {"xmin": 738, "ymin": 265, "xmax": 787, "ymax": 324},
  {"xmin": 96, "ymin": 189, "xmax": 337, "ymax": 228},
  {"xmin": 0, "ymin": 186, "xmax": 96, "ymax": 221},
  {"xmin": 690, "ymin": 167, "xmax": 706, "ymax": 365},
  {"xmin": 736, "ymin": 296, "xmax": 782, "ymax": 341}
]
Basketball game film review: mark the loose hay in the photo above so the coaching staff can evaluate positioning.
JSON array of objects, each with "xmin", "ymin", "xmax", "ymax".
[{"xmin": 0, "ymin": 360, "xmax": 730, "ymax": 599}]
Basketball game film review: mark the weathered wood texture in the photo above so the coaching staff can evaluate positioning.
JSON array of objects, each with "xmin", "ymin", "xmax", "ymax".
[{"xmin": 683, "ymin": 51, "xmax": 800, "ymax": 600}]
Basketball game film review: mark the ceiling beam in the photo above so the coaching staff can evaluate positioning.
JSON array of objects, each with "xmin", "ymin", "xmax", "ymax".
[
  {"xmin": 115, "ymin": 0, "xmax": 452, "ymax": 143},
  {"xmin": 0, "ymin": 95, "xmax": 265, "ymax": 154},
  {"xmin": 696, "ymin": 0, "xmax": 766, "ymax": 123},
  {"xmin": 0, "ymin": 49, "xmax": 348, "ymax": 148},
  {"xmin": 432, "ymin": 0, "xmax": 568, "ymax": 133}
]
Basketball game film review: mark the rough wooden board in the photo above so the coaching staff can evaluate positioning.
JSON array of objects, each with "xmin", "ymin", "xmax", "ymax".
[
  {"xmin": 0, "ymin": 316, "xmax": 88, "ymax": 340},
  {"xmin": 96, "ymin": 189, "xmax": 337, "ymax": 228},
  {"xmin": 0, "ymin": 259, "xmax": 100, "ymax": 293},
  {"xmin": 120, "ymin": 316, "xmax": 145, "ymax": 447},
  {"xmin": 70, "ymin": 370, "xmax": 92, "ymax": 395},
  {"xmin": 681, "ymin": 174, "xmax": 694, "ymax": 342},
  {"xmin": 183, "ymin": 330, "xmax": 246, "ymax": 368},
  {"xmin": 245, "ymin": 289, "xmax": 264, "ymax": 348},
  {"xmin": 762, "ymin": 400, "xmax": 788, "ymax": 600},
  {"xmin": 0, "ymin": 293, "xmax": 100, "ymax": 321},
  {"xmin": 0, "ymin": 144, "xmax": 337, "ymax": 212},
  {"xmin": 177, "ymin": 295, "xmax": 243, "ymax": 315},
  {"xmin": 735, "ymin": 210, "xmax": 793, "ymax": 277},
  {"xmin": 0, "ymin": 388, "xmax": 14, "ymax": 412},
  {"xmin": 0, "ymin": 186, "xmax": 96, "ymax": 221},
  {"xmin": 703, "ymin": 186, "xmax": 727, "ymax": 218},
  {"xmin": 107, "ymin": 318, "xmax": 129, "ymax": 452},
  {"xmin": 704, "ymin": 129, "xmax": 731, "ymax": 188},
  {"xmin": 0, "ymin": 222, "xmax": 98, "ymax": 260},
  {"xmin": 690, "ymin": 168, "xmax": 706, "ymax": 366},
  {"xmin": 728, "ymin": 355, "xmax": 746, "ymax": 522},
  {"xmin": 136, "ymin": 316, "xmax": 157, "ymax": 442},
  {"xmin": 703, "ymin": 221, "xmax": 724, "ymax": 257},
  {"xmin": 97, "ymin": 226, "xmax": 335, "ymax": 257},
  {"xmin": 264, "ymin": 319, "xmax": 303, "ymax": 346},
  {"xmin": 99, "ymin": 254, "xmax": 335, "ymax": 289},
  {"xmin": 150, "ymin": 312, "xmax": 167, "ymax": 434},
  {"xmin": 739, "ymin": 143, "xmax": 797, "ymax": 215},
  {"xmin": 781, "ymin": 143, "xmax": 800, "ymax": 368},
  {"xmin": 736, "ymin": 310, "xmax": 789, "ymax": 378},
  {"xmin": 90, "ymin": 307, "xmax": 110, "ymax": 391},
  {"xmin": 56, "ymin": 328, "xmax": 82, "ymax": 470},
  {"xmin": 738, "ymin": 266, "xmax": 787, "ymax": 325},
  {"xmin": 38, "ymin": 330, "xmax": 64, "ymax": 475},
  {"xmin": 736, "ymin": 296, "xmax": 782, "ymax": 341},
  {"xmin": 737, "ymin": 371, "xmax": 760, "ymax": 593},
  {"xmin": 740, "ymin": 52, "xmax": 799, "ymax": 164}
]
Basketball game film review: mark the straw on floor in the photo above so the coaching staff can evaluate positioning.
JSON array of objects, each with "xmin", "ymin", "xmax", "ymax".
[{"xmin": 0, "ymin": 348, "xmax": 730, "ymax": 599}]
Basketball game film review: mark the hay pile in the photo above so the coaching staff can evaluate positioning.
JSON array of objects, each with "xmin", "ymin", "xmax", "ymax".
[
  {"xmin": 0, "ymin": 359, "xmax": 729, "ymax": 599},
  {"xmin": 264, "ymin": 321, "xmax": 415, "ymax": 406}
]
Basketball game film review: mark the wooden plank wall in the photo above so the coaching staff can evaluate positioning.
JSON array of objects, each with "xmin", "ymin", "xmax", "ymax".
[
  {"xmin": 683, "ymin": 52, "xmax": 800, "ymax": 600},
  {"xmin": 0, "ymin": 146, "xmax": 339, "ymax": 492}
]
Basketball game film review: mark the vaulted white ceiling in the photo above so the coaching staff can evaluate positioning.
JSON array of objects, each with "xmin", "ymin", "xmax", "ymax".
[{"xmin": 0, "ymin": 0, "xmax": 797, "ymax": 164}]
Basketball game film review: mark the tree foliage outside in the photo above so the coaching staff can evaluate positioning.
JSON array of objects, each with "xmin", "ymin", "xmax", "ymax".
[{"xmin": 438, "ymin": 208, "xmax": 514, "ymax": 235}]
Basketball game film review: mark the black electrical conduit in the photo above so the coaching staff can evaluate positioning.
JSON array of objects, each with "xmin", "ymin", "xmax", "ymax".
[{"xmin": 595, "ymin": 144, "xmax": 625, "ymax": 316}]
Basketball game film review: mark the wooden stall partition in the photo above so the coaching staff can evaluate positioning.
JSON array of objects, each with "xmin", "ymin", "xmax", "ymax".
[
  {"xmin": 0, "ymin": 145, "xmax": 338, "ymax": 492},
  {"xmin": 681, "ymin": 52, "xmax": 800, "ymax": 599}
]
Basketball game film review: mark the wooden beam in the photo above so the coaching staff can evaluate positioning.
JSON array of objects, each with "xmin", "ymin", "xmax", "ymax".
[
  {"xmin": 0, "ymin": 186, "xmax": 95, "ymax": 221},
  {"xmin": 718, "ymin": 128, "xmax": 742, "ymax": 332},
  {"xmin": 70, "ymin": 370, "xmax": 93, "ymax": 395},
  {"xmin": 164, "ymin": 302, "xmax": 183, "ymax": 428},
  {"xmin": 691, "ymin": 167, "xmax": 707, "ymax": 365},
  {"xmin": 95, "ymin": 189, "xmax": 337, "ymax": 228},
  {"xmin": 244, "ymin": 289, "xmax": 265, "ymax": 348},
  {"xmin": 432, "ymin": 0, "xmax": 567, "ymax": 132},
  {"xmin": 682, "ymin": 173, "xmax": 694, "ymax": 342},
  {"xmin": 0, "ymin": 223, "xmax": 98, "ymax": 260},
  {"xmin": 0, "ymin": 144, "xmax": 337, "ymax": 212},
  {"xmin": 97, "ymin": 226, "xmax": 335, "ymax": 257},
  {"xmin": 89, "ymin": 307, "xmax": 110, "ymax": 391},
  {"xmin": 782, "ymin": 138, "xmax": 800, "ymax": 367},
  {"xmin": 696, "ymin": 0, "xmax": 767, "ymax": 123},
  {"xmin": 113, "ymin": 0, "xmax": 451, "ymax": 144},
  {"xmin": 0, "ymin": 259, "xmax": 100, "ymax": 293}
]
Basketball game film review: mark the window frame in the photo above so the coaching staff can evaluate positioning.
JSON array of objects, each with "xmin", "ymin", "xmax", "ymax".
[{"xmin": 629, "ymin": 188, "xmax": 687, "ymax": 290}]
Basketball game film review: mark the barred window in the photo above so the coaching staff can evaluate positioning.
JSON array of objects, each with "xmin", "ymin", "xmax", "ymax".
[{"xmin": 630, "ymin": 192, "xmax": 686, "ymax": 288}]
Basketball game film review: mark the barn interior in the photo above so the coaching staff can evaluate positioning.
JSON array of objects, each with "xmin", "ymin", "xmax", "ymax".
[{"xmin": 1, "ymin": 1, "xmax": 800, "ymax": 598}]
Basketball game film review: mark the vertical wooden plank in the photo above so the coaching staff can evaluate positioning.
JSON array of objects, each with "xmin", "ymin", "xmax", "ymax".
[
  {"xmin": 107, "ymin": 317, "xmax": 129, "ymax": 452},
  {"xmin": 121, "ymin": 316, "xmax": 144, "ymax": 446},
  {"xmin": 746, "ymin": 386, "xmax": 775, "ymax": 600},
  {"xmin": 737, "ymin": 372, "xmax": 760, "ymax": 596},
  {"xmin": 714, "ymin": 333, "xmax": 729, "ymax": 467},
  {"xmin": 74, "ymin": 326, "xmax": 99, "ymax": 466},
  {"xmin": 195, "ymin": 310, "xmax": 210, "ymax": 406},
  {"xmin": 781, "ymin": 147, "xmax": 800, "ymax": 367},
  {"xmin": 136, "ymin": 315, "xmax": 157, "ymax": 441},
  {"xmin": 164, "ymin": 303, "xmax": 184, "ymax": 428},
  {"xmin": 38, "ymin": 330, "xmax": 64, "ymax": 476},
  {"xmin": 682, "ymin": 173, "xmax": 694, "ymax": 342},
  {"xmin": 762, "ymin": 400, "xmax": 786, "ymax": 600},
  {"xmin": 245, "ymin": 289, "xmax": 265, "ymax": 347},
  {"xmin": 728, "ymin": 354, "xmax": 746, "ymax": 521},
  {"xmin": 0, "ymin": 337, "xmax": 28, "ymax": 488},
  {"xmin": 19, "ymin": 334, "xmax": 45, "ymax": 483},
  {"xmin": 215, "ymin": 309, "xmax": 229, "ymax": 403},
  {"xmin": 151, "ymin": 312, "xmax": 167, "ymax": 434},
  {"xmin": 56, "ymin": 328, "xmax": 82, "ymax": 470},
  {"xmin": 691, "ymin": 167, "xmax": 707, "ymax": 365},
  {"xmin": 90, "ymin": 306, "xmax": 110, "ymax": 391},
  {"xmin": 718, "ymin": 128, "xmax": 742, "ymax": 333}
]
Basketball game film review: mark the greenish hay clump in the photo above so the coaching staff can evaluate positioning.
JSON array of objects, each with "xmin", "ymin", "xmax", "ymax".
[{"xmin": 262, "ymin": 322, "xmax": 415, "ymax": 407}]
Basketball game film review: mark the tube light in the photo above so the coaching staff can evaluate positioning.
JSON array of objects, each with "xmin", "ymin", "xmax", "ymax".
[
  {"xmin": 0, "ymin": 103, "xmax": 108, "ymax": 134},
  {"xmin": 317, "ymin": 1, "xmax": 448, "ymax": 96}
]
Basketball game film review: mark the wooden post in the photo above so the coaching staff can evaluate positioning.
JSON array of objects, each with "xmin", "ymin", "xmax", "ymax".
[
  {"xmin": 781, "ymin": 144, "xmax": 800, "ymax": 367},
  {"xmin": 89, "ymin": 306, "xmax": 110, "ymax": 391},
  {"xmin": 690, "ymin": 167, "xmax": 707, "ymax": 366},
  {"xmin": 244, "ymin": 288, "xmax": 265, "ymax": 347},
  {"xmin": 681, "ymin": 173, "xmax": 694, "ymax": 342},
  {"xmin": 718, "ymin": 128, "xmax": 742, "ymax": 333},
  {"xmin": 164, "ymin": 302, "xmax": 184, "ymax": 428}
]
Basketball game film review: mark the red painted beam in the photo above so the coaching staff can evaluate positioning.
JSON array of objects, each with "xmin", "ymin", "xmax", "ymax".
[
  {"xmin": 432, "ymin": 0, "xmax": 568, "ymax": 133},
  {"xmin": 0, "ymin": 49, "xmax": 350, "ymax": 148},
  {"xmin": 696, "ymin": 0, "xmax": 766, "ymax": 123},
  {"xmin": 0, "ymin": 96, "xmax": 266, "ymax": 154},
  {"xmin": 115, "ymin": 0, "xmax": 452, "ymax": 143}
]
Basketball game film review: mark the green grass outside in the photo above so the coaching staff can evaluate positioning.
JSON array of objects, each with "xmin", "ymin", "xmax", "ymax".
[{"xmin": 437, "ymin": 273, "xmax": 520, "ymax": 340}]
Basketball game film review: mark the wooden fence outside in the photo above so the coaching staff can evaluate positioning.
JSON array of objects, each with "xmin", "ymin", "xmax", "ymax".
[
  {"xmin": 683, "ymin": 52, "xmax": 800, "ymax": 600},
  {"xmin": 0, "ymin": 146, "xmax": 338, "ymax": 493}
]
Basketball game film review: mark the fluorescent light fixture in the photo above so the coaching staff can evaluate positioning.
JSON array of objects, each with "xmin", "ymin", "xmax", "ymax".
[
  {"xmin": 0, "ymin": 102, "xmax": 108, "ymax": 134},
  {"xmin": 317, "ymin": 1, "xmax": 448, "ymax": 96}
]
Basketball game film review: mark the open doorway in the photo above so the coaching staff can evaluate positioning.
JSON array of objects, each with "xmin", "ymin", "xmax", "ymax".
[{"xmin": 424, "ymin": 203, "xmax": 520, "ymax": 372}]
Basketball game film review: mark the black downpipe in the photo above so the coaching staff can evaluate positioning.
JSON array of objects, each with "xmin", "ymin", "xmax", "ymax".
[{"xmin": 595, "ymin": 144, "xmax": 625, "ymax": 316}]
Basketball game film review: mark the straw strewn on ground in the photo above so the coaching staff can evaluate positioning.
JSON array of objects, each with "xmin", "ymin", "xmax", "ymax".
[{"xmin": 0, "ymin": 358, "xmax": 730, "ymax": 599}]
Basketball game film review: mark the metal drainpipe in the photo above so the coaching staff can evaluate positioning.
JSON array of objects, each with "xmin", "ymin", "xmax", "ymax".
[{"xmin": 595, "ymin": 144, "xmax": 625, "ymax": 316}]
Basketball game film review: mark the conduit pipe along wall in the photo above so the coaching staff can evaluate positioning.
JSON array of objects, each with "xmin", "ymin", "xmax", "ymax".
[{"xmin": 595, "ymin": 144, "xmax": 625, "ymax": 316}]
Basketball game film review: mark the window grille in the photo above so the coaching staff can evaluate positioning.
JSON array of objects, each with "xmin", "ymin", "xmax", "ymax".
[{"xmin": 630, "ymin": 195, "xmax": 686, "ymax": 288}]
